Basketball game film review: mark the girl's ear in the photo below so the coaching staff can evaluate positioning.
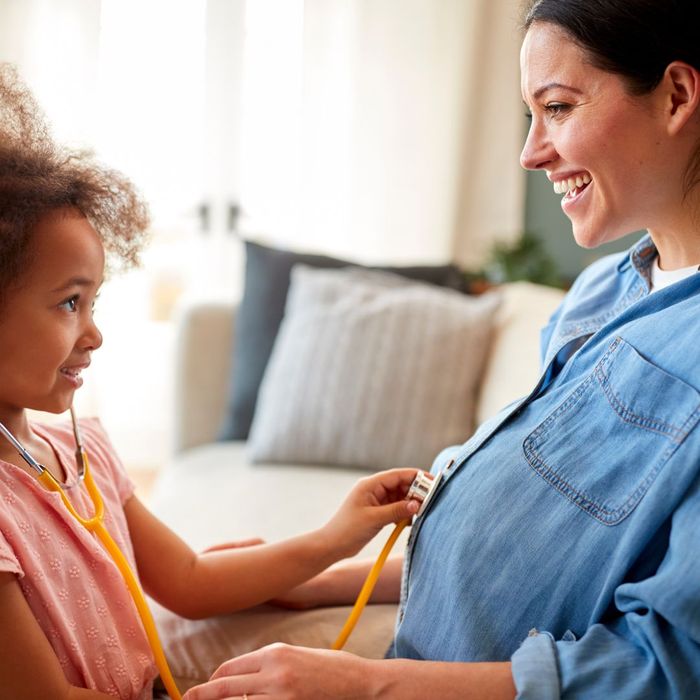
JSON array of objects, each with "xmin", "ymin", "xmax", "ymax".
[{"xmin": 664, "ymin": 61, "xmax": 700, "ymax": 136}]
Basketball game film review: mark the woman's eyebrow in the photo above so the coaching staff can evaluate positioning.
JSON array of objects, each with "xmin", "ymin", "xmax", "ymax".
[{"xmin": 532, "ymin": 82, "xmax": 584, "ymax": 100}]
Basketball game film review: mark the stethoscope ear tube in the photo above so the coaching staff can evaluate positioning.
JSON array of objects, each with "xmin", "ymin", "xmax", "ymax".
[{"xmin": 0, "ymin": 421, "xmax": 45, "ymax": 474}]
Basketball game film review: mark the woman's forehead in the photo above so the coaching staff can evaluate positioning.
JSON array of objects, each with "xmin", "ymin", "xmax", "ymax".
[{"xmin": 520, "ymin": 23, "xmax": 595, "ymax": 101}]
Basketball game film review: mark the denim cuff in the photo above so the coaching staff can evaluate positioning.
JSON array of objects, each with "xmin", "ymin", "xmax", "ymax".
[{"xmin": 511, "ymin": 630, "xmax": 560, "ymax": 700}]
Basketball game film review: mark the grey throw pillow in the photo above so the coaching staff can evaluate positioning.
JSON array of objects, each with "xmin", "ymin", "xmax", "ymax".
[
  {"xmin": 218, "ymin": 240, "xmax": 469, "ymax": 440},
  {"xmin": 247, "ymin": 266, "xmax": 501, "ymax": 470}
]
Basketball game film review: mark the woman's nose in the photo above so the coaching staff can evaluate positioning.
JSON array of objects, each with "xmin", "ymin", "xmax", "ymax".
[{"xmin": 520, "ymin": 120, "xmax": 556, "ymax": 171}]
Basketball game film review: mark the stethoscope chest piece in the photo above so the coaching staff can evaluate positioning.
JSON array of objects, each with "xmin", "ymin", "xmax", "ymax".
[{"xmin": 407, "ymin": 470, "xmax": 443, "ymax": 517}]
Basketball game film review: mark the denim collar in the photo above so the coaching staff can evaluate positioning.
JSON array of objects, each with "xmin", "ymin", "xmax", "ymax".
[{"xmin": 616, "ymin": 233, "xmax": 657, "ymax": 286}]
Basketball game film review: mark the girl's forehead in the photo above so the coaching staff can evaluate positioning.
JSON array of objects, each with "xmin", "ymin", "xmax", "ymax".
[{"xmin": 23, "ymin": 209, "xmax": 105, "ymax": 288}]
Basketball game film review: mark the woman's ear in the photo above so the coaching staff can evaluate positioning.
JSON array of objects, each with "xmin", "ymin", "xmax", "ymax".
[{"xmin": 663, "ymin": 61, "xmax": 700, "ymax": 136}]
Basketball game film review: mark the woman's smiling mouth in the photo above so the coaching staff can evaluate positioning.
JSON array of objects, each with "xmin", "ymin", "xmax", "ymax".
[{"xmin": 553, "ymin": 172, "xmax": 592, "ymax": 196}]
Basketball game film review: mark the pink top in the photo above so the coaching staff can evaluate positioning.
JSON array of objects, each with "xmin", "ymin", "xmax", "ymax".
[{"xmin": 0, "ymin": 418, "xmax": 157, "ymax": 699}]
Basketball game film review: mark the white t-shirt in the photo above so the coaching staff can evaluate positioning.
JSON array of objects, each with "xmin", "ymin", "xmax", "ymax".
[{"xmin": 650, "ymin": 256, "xmax": 699, "ymax": 292}]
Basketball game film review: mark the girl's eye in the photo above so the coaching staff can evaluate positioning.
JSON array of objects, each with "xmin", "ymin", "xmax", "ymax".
[{"xmin": 59, "ymin": 295, "xmax": 79, "ymax": 313}]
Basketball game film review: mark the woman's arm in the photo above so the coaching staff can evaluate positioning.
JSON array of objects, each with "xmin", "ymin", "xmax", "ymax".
[
  {"xmin": 181, "ymin": 643, "xmax": 516, "ymax": 700},
  {"xmin": 0, "ymin": 572, "xmax": 114, "ymax": 700},
  {"xmin": 125, "ymin": 469, "xmax": 420, "ymax": 619},
  {"xmin": 273, "ymin": 555, "xmax": 404, "ymax": 609}
]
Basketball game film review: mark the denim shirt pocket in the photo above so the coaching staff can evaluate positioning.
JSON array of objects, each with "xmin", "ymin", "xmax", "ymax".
[{"xmin": 523, "ymin": 336, "xmax": 700, "ymax": 525}]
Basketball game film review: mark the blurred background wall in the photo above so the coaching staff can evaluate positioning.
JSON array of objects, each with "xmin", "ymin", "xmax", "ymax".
[{"xmin": 0, "ymin": 0, "xmax": 640, "ymax": 471}]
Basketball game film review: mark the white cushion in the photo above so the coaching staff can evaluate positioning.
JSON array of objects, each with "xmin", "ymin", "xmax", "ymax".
[{"xmin": 248, "ymin": 266, "xmax": 501, "ymax": 470}]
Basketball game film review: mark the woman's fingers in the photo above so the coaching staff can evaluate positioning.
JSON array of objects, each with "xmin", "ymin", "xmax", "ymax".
[{"xmin": 183, "ymin": 673, "xmax": 259, "ymax": 700}]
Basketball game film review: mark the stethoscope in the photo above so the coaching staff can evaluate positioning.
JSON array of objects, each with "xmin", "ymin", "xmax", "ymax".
[
  {"xmin": 0, "ymin": 408, "xmax": 443, "ymax": 697},
  {"xmin": 0, "ymin": 408, "xmax": 183, "ymax": 700}
]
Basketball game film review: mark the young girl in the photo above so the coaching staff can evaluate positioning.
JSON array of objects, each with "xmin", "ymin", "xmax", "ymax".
[{"xmin": 0, "ymin": 64, "xmax": 421, "ymax": 700}]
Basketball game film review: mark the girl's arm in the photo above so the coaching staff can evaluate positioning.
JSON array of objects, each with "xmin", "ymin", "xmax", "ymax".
[
  {"xmin": 181, "ymin": 643, "xmax": 516, "ymax": 700},
  {"xmin": 0, "ymin": 572, "xmax": 114, "ymax": 700},
  {"xmin": 273, "ymin": 555, "xmax": 404, "ymax": 609},
  {"xmin": 125, "ymin": 468, "xmax": 420, "ymax": 619}
]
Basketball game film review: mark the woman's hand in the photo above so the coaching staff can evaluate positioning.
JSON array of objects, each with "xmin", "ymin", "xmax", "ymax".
[
  {"xmin": 321, "ymin": 468, "xmax": 421, "ymax": 559},
  {"xmin": 181, "ymin": 643, "xmax": 517, "ymax": 700},
  {"xmin": 182, "ymin": 643, "xmax": 372, "ymax": 700}
]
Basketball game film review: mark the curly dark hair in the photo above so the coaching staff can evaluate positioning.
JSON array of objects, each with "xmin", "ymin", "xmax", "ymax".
[{"xmin": 0, "ymin": 63, "xmax": 150, "ymax": 298}]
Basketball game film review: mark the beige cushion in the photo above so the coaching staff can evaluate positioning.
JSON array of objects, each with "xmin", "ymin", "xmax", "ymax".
[
  {"xmin": 475, "ymin": 281, "xmax": 565, "ymax": 425},
  {"xmin": 248, "ymin": 266, "xmax": 501, "ymax": 470},
  {"xmin": 148, "ymin": 441, "xmax": 408, "ymax": 691},
  {"xmin": 154, "ymin": 602, "xmax": 397, "ymax": 692}
]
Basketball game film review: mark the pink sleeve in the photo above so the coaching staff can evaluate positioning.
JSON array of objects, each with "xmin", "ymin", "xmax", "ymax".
[
  {"xmin": 0, "ymin": 529, "xmax": 22, "ymax": 578},
  {"xmin": 79, "ymin": 417, "xmax": 136, "ymax": 506}
]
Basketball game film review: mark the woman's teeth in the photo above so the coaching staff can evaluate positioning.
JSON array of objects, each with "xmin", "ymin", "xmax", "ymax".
[
  {"xmin": 553, "ymin": 173, "xmax": 592, "ymax": 195},
  {"xmin": 61, "ymin": 368, "xmax": 81, "ymax": 378}
]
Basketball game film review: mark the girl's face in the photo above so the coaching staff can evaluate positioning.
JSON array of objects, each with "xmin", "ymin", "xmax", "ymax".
[
  {"xmin": 0, "ymin": 208, "xmax": 104, "ymax": 418},
  {"xmin": 520, "ymin": 22, "xmax": 673, "ymax": 249}
]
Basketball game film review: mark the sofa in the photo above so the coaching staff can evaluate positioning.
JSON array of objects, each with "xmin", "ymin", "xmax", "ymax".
[{"xmin": 148, "ymin": 279, "xmax": 566, "ymax": 692}]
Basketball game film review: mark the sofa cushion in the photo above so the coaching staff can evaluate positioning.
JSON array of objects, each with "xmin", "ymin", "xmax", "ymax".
[
  {"xmin": 475, "ymin": 281, "xmax": 566, "ymax": 425},
  {"xmin": 218, "ymin": 240, "xmax": 468, "ymax": 441},
  {"xmin": 153, "ymin": 602, "xmax": 398, "ymax": 693},
  {"xmin": 247, "ymin": 266, "xmax": 501, "ymax": 470},
  {"xmin": 148, "ymin": 441, "xmax": 408, "ymax": 692}
]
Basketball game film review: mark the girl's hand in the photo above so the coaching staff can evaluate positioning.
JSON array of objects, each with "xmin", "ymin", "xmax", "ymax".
[
  {"xmin": 322, "ymin": 468, "xmax": 421, "ymax": 559},
  {"xmin": 182, "ymin": 643, "xmax": 372, "ymax": 700}
]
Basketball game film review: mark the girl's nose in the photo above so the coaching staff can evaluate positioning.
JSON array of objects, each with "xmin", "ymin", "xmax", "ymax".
[
  {"xmin": 81, "ymin": 316, "xmax": 103, "ymax": 352},
  {"xmin": 520, "ymin": 120, "xmax": 556, "ymax": 171}
]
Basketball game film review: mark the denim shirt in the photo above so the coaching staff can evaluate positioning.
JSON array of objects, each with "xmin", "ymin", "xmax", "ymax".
[{"xmin": 390, "ymin": 235, "xmax": 700, "ymax": 698}]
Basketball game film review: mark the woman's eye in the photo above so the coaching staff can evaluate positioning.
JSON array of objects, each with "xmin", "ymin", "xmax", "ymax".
[{"xmin": 545, "ymin": 102, "xmax": 570, "ymax": 116}]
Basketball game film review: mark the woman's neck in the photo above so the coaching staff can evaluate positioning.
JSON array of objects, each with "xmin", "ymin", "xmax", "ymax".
[{"xmin": 648, "ymin": 227, "xmax": 700, "ymax": 269}]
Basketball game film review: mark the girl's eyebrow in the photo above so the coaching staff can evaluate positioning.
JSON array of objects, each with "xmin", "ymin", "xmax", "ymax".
[{"xmin": 51, "ymin": 277, "xmax": 98, "ymax": 293}]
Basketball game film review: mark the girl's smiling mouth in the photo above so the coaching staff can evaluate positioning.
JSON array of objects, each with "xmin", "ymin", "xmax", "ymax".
[{"xmin": 59, "ymin": 363, "xmax": 89, "ymax": 387}]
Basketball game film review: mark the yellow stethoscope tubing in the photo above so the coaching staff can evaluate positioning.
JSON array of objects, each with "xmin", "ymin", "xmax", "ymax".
[
  {"xmin": 0, "ymin": 412, "xmax": 183, "ymax": 700},
  {"xmin": 331, "ymin": 470, "xmax": 441, "ymax": 650},
  {"xmin": 0, "ymin": 411, "xmax": 427, "ymax": 689},
  {"xmin": 331, "ymin": 518, "xmax": 409, "ymax": 650}
]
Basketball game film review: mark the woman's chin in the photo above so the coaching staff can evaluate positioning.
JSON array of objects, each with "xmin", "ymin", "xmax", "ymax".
[{"xmin": 571, "ymin": 225, "xmax": 628, "ymax": 250}]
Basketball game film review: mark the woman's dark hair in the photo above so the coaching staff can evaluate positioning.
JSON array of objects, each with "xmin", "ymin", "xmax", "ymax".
[
  {"xmin": 522, "ymin": 0, "xmax": 699, "ymax": 95},
  {"xmin": 522, "ymin": 0, "xmax": 700, "ymax": 193},
  {"xmin": 0, "ymin": 63, "xmax": 150, "ymax": 300}
]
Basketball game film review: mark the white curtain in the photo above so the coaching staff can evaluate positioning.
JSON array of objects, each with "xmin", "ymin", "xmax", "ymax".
[{"xmin": 239, "ymin": 0, "xmax": 525, "ymax": 266}]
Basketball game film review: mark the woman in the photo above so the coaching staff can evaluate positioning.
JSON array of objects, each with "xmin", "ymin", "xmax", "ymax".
[{"xmin": 184, "ymin": 1, "xmax": 700, "ymax": 698}]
